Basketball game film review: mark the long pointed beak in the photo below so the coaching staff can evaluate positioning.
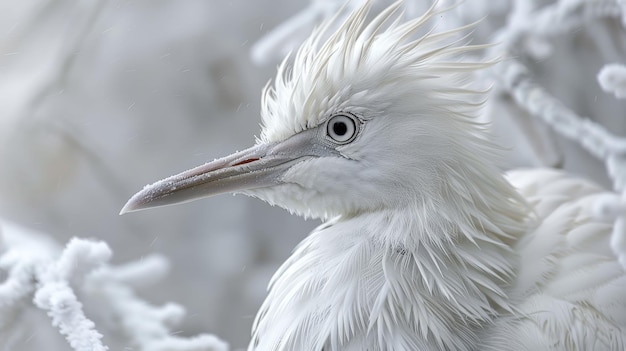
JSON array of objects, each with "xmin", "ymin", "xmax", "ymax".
[
  {"xmin": 120, "ymin": 142, "xmax": 298, "ymax": 214},
  {"xmin": 120, "ymin": 128, "xmax": 333, "ymax": 214}
]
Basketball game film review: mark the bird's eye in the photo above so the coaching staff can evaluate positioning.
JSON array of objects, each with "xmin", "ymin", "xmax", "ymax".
[{"xmin": 326, "ymin": 113, "xmax": 359, "ymax": 144}]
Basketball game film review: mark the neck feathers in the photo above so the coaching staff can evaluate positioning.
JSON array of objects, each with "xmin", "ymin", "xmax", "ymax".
[{"xmin": 251, "ymin": 170, "xmax": 529, "ymax": 351}]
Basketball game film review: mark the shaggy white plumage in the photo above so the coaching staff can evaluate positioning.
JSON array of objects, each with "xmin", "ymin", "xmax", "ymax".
[{"xmin": 122, "ymin": 1, "xmax": 626, "ymax": 350}]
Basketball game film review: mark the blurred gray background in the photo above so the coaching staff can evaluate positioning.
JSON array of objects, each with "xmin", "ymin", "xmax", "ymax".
[{"xmin": 0, "ymin": 0, "xmax": 624, "ymax": 350}]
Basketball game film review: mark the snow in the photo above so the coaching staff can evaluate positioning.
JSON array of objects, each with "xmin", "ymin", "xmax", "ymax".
[
  {"xmin": 35, "ymin": 282, "xmax": 108, "ymax": 351},
  {"xmin": 0, "ymin": 221, "xmax": 228, "ymax": 350},
  {"xmin": 0, "ymin": 0, "xmax": 625, "ymax": 349},
  {"xmin": 32, "ymin": 238, "xmax": 111, "ymax": 351},
  {"xmin": 594, "ymin": 193, "xmax": 626, "ymax": 269},
  {"xmin": 598, "ymin": 63, "xmax": 626, "ymax": 99}
]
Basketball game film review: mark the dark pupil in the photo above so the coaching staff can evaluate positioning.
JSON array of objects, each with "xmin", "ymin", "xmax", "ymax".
[{"xmin": 333, "ymin": 122, "xmax": 348, "ymax": 136}]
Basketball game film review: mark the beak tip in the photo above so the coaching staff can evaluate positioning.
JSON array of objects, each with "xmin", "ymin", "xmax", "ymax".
[
  {"xmin": 119, "ymin": 201, "xmax": 136, "ymax": 215},
  {"xmin": 119, "ymin": 192, "xmax": 146, "ymax": 215}
]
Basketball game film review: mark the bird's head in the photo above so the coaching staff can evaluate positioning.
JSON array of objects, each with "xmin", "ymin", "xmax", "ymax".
[{"xmin": 121, "ymin": 1, "xmax": 503, "ymax": 220}]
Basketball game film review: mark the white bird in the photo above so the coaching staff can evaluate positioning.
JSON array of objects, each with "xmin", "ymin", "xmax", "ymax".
[{"xmin": 121, "ymin": 1, "xmax": 626, "ymax": 350}]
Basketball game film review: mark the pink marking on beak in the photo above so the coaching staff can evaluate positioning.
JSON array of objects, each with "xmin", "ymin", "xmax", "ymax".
[{"xmin": 232, "ymin": 158, "xmax": 260, "ymax": 166}]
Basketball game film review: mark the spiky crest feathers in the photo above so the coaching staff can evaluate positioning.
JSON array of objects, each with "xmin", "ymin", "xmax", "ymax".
[{"xmin": 259, "ymin": 0, "xmax": 493, "ymax": 144}]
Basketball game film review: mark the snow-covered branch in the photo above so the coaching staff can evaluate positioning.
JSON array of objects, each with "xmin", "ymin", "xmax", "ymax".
[
  {"xmin": 500, "ymin": 0, "xmax": 622, "ymax": 57},
  {"xmin": 34, "ymin": 238, "xmax": 111, "ymax": 351},
  {"xmin": 84, "ymin": 255, "xmax": 228, "ymax": 351},
  {"xmin": 494, "ymin": 60, "xmax": 626, "ymax": 174},
  {"xmin": 598, "ymin": 63, "xmax": 626, "ymax": 99},
  {"xmin": 0, "ymin": 221, "xmax": 228, "ymax": 351}
]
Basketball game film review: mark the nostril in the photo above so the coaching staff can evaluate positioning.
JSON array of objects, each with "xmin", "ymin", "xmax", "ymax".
[{"xmin": 232, "ymin": 158, "xmax": 259, "ymax": 166}]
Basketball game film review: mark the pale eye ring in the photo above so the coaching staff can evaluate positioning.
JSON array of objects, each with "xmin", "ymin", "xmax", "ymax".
[{"xmin": 326, "ymin": 113, "xmax": 359, "ymax": 144}]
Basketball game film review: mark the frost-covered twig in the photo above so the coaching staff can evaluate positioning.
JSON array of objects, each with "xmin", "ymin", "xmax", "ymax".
[
  {"xmin": 496, "ymin": 0, "xmax": 623, "ymax": 59},
  {"xmin": 35, "ymin": 282, "xmax": 108, "ymax": 351},
  {"xmin": 0, "ymin": 221, "xmax": 58, "ymax": 347},
  {"xmin": 494, "ymin": 60, "xmax": 626, "ymax": 167},
  {"xmin": 0, "ymin": 251, "xmax": 36, "ymax": 309},
  {"xmin": 85, "ymin": 255, "xmax": 229, "ymax": 351},
  {"xmin": 0, "ymin": 221, "xmax": 229, "ymax": 351},
  {"xmin": 34, "ymin": 238, "xmax": 111, "ymax": 351},
  {"xmin": 505, "ymin": 0, "xmax": 622, "ymax": 41},
  {"xmin": 594, "ymin": 193, "xmax": 626, "ymax": 268},
  {"xmin": 598, "ymin": 63, "xmax": 626, "ymax": 99}
]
